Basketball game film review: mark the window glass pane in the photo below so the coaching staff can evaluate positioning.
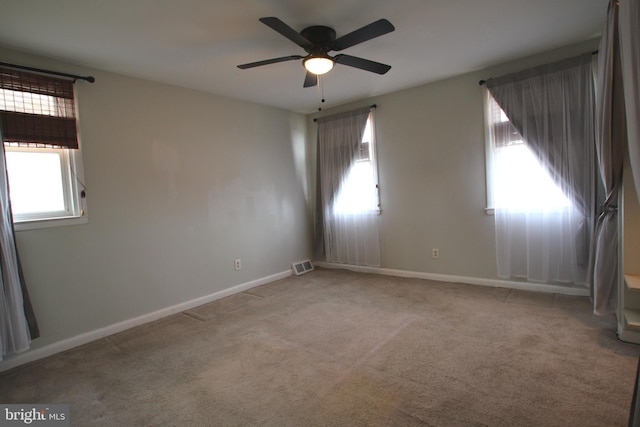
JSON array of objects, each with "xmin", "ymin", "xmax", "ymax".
[
  {"xmin": 332, "ymin": 115, "xmax": 378, "ymax": 214},
  {"xmin": 361, "ymin": 118, "xmax": 371, "ymax": 143},
  {"xmin": 333, "ymin": 161, "xmax": 377, "ymax": 214},
  {"xmin": 5, "ymin": 150, "xmax": 66, "ymax": 214},
  {"xmin": 493, "ymin": 143, "xmax": 572, "ymax": 211},
  {"xmin": 487, "ymin": 95, "xmax": 572, "ymax": 212}
]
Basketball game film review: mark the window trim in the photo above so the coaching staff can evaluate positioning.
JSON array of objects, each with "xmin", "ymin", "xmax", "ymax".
[
  {"xmin": 14, "ymin": 215, "xmax": 88, "ymax": 232},
  {"xmin": 483, "ymin": 87, "xmax": 575, "ymax": 216},
  {"xmin": 483, "ymin": 88, "xmax": 495, "ymax": 216},
  {"xmin": 367, "ymin": 112, "xmax": 381, "ymax": 215}
]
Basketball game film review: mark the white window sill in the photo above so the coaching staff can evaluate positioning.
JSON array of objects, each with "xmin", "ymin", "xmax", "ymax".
[
  {"xmin": 14, "ymin": 215, "xmax": 88, "ymax": 232},
  {"xmin": 485, "ymin": 207, "xmax": 495, "ymax": 216}
]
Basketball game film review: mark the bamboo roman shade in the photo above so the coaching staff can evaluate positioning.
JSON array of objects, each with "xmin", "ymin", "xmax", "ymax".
[{"xmin": 0, "ymin": 67, "xmax": 78, "ymax": 149}]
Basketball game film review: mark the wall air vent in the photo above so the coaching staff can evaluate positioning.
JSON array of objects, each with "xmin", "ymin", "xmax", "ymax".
[{"xmin": 292, "ymin": 260, "xmax": 314, "ymax": 275}]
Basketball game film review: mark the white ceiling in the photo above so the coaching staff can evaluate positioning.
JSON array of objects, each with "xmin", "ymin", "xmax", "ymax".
[{"xmin": 0, "ymin": 0, "xmax": 607, "ymax": 113}]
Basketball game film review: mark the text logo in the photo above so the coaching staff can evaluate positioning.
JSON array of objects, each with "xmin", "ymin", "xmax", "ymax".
[{"xmin": 0, "ymin": 405, "xmax": 69, "ymax": 427}]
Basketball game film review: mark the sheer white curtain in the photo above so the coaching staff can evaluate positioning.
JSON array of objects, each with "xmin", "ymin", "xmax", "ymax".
[
  {"xmin": 485, "ymin": 54, "xmax": 596, "ymax": 285},
  {"xmin": 315, "ymin": 107, "xmax": 380, "ymax": 266}
]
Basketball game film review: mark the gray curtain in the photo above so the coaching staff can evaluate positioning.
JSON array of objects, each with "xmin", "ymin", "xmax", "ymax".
[
  {"xmin": 619, "ymin": 0, "xmax": 640, "ymax": 203},
  {"xmin": 0, "ymin": 127, "xmax": 39, "ymax": 361},
  {"xmin": 591, "ymin": 0, "xmax": 628, "ymax": 315},
  {"xmin": 313, "ymin": 107, "xmax": 370, "ymax": 260}
]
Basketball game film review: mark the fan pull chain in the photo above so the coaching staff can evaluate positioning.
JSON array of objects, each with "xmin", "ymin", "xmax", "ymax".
[{"xmin": 317, "ymin": 75, "xmax": 326, "ymax": 111}]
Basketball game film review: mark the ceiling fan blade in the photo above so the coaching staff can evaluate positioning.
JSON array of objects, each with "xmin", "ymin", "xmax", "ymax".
[
  {"xmin": 237, "ymin": 55, "xmax": 304, "ymax": 69},
  {"xmin": 259, "ymin": 17, "xmax": 312, "ymax": 49},
  {"xmin": 334, "ymin": 54, "xmax": 391, "ymax": 74},
  {"xmin": 332, "ymin": 19, "xmax": 395, "ymax": 51},
  {"xmin": 303, "ymin": 72, "xmax": 317, "ymax": 88}
]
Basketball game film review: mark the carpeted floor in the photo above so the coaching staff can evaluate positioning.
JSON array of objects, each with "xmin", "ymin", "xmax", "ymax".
[{"xmin": 1, "ymin": 268, "xmax": 639, "ymax": 426}]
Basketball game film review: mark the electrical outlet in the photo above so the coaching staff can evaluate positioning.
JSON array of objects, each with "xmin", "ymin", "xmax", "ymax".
[
  {"xmin": 234, "ymin": 259, "xmax": 242, "ymax": 270},
  {"xmin": 432, "ymin": 248, "xmax": 440, "ymax": 259}
]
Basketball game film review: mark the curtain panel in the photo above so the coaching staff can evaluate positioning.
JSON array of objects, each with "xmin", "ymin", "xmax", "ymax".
[
  {"xmin": 485, "ymin": 54, "xmax": 596, "ymax": 217},
  {"xmin": 619, "ymin": 0, "xmax": 640, "ymax": 204},
  {"xmin": 0, "ymin": 125, "xmax": 39, "ymax": 361},
  {"xmin": 591, "ymin": 0, "xmax": 640, "ymax": 315},
  {"xmin": 313, "ymin": 109, "xmax": 368, "ymax": 259},
  {"xmin": 313, "ymin": 107, "xmax": 380, "ymax": 266},
  {"xmin": 485, "ymin": 54, "xmax": 597, "ymax": 285}
]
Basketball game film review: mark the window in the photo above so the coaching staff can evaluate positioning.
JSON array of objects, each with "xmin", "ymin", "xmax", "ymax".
[
  {"xmin": 484, "ymin": 90, "xmax": 572, "ymax": 213},
  {"xmin": 332, "ymin": 114, "xmax": 380, "ymax": 214},
  {"xmin": 315, "ymin": 107, "xmax": 380, "ymax": 266},
  {"xmin": 482, "ymin": 55, "xmax": 595, "ymax": 285},
  {"xmin": 0, "ymin": 67, "xmax": 86, "ymax": 229}
]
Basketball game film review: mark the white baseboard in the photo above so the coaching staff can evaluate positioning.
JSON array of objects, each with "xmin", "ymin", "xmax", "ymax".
[
  {"xmin": 0, "ymin": 270, "xmax": 291, "ymax": 372},
  {"xmin": 618, "ymin": 329, "xmax": 640, "ymax": 345},
  {"xmin": 314, "ymin": 262, "xmax": 590, "ymax": 297},
  {"xmin": 618, "ymin": 318, "xmax": 640, "ymax": 345}
]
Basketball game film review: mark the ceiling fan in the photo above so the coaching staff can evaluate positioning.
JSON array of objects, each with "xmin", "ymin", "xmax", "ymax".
[{"xmin": 237, "ymin": 17, "xmax": 395, "ymax": 88}]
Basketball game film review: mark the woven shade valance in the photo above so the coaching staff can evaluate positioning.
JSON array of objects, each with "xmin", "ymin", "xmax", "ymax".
[{"xmin": 0, "ymin": 67, "xmax": 78, "ymax": 149}]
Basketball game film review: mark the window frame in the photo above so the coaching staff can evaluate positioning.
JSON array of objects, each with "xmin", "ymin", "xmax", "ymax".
[
  {"xmin": 483, "ymin": 88, "xmax": 496, "ymax": 215},
  {"xmin": 5, "ymin": 145, "xmax": 87, "ymax": 230},
  {"xmin": 331, "ymin": 112, "xmax": 381, "ymax": 216},
  {"xmin": 0, "ymin": 67, "xmax": 88, "ymax": 231},
  {"xmin": 483, "ymin": 88, "xmax": 574, "ymax": 216}
]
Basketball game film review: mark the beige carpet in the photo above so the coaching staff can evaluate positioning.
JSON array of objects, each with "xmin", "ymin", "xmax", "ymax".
[{"xmin": 1, "ymin": 268, "xmax": 638, "ymax": 426}]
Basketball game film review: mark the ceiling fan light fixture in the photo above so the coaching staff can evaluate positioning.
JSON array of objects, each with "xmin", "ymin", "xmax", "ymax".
[
  {"xmin": 304, "ymin": 56, "xmax": 334, "ymax": 75},
  {"xmin": 237, "ymin": 17, "xmax": 394, "ymax": 88}
]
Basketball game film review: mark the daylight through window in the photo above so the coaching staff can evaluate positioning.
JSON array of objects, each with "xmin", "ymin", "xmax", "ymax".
[
  {"xmin": 332, "ymin": 114, "xmax": 380, "ymax": 215},
  {"xmin": 485, "ymin": 92, "xmax": 572, "ymax": 212}
]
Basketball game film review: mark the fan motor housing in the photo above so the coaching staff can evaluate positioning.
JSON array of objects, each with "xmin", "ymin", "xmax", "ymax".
[{"xmin": 300, "ymin": 26, "xmax": 336, "ymax": 54}]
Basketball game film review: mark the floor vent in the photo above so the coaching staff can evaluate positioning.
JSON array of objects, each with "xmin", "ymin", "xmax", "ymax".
[{"xmin": 292, "ymin": 260, "xmax": 314, "ymax": 275}]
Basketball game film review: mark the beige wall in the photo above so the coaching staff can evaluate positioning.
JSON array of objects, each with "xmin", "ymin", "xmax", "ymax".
[
  {"xmin": 1, "ymin": 37, "xmax": 603, "ymax": 362},
  {"xmin": 308, "ymin": 39, "xmax": 600, "ymax": 280},
  {"xmin": 1, "ymin": 47, "xmax": 311, "ymax": 352}
]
